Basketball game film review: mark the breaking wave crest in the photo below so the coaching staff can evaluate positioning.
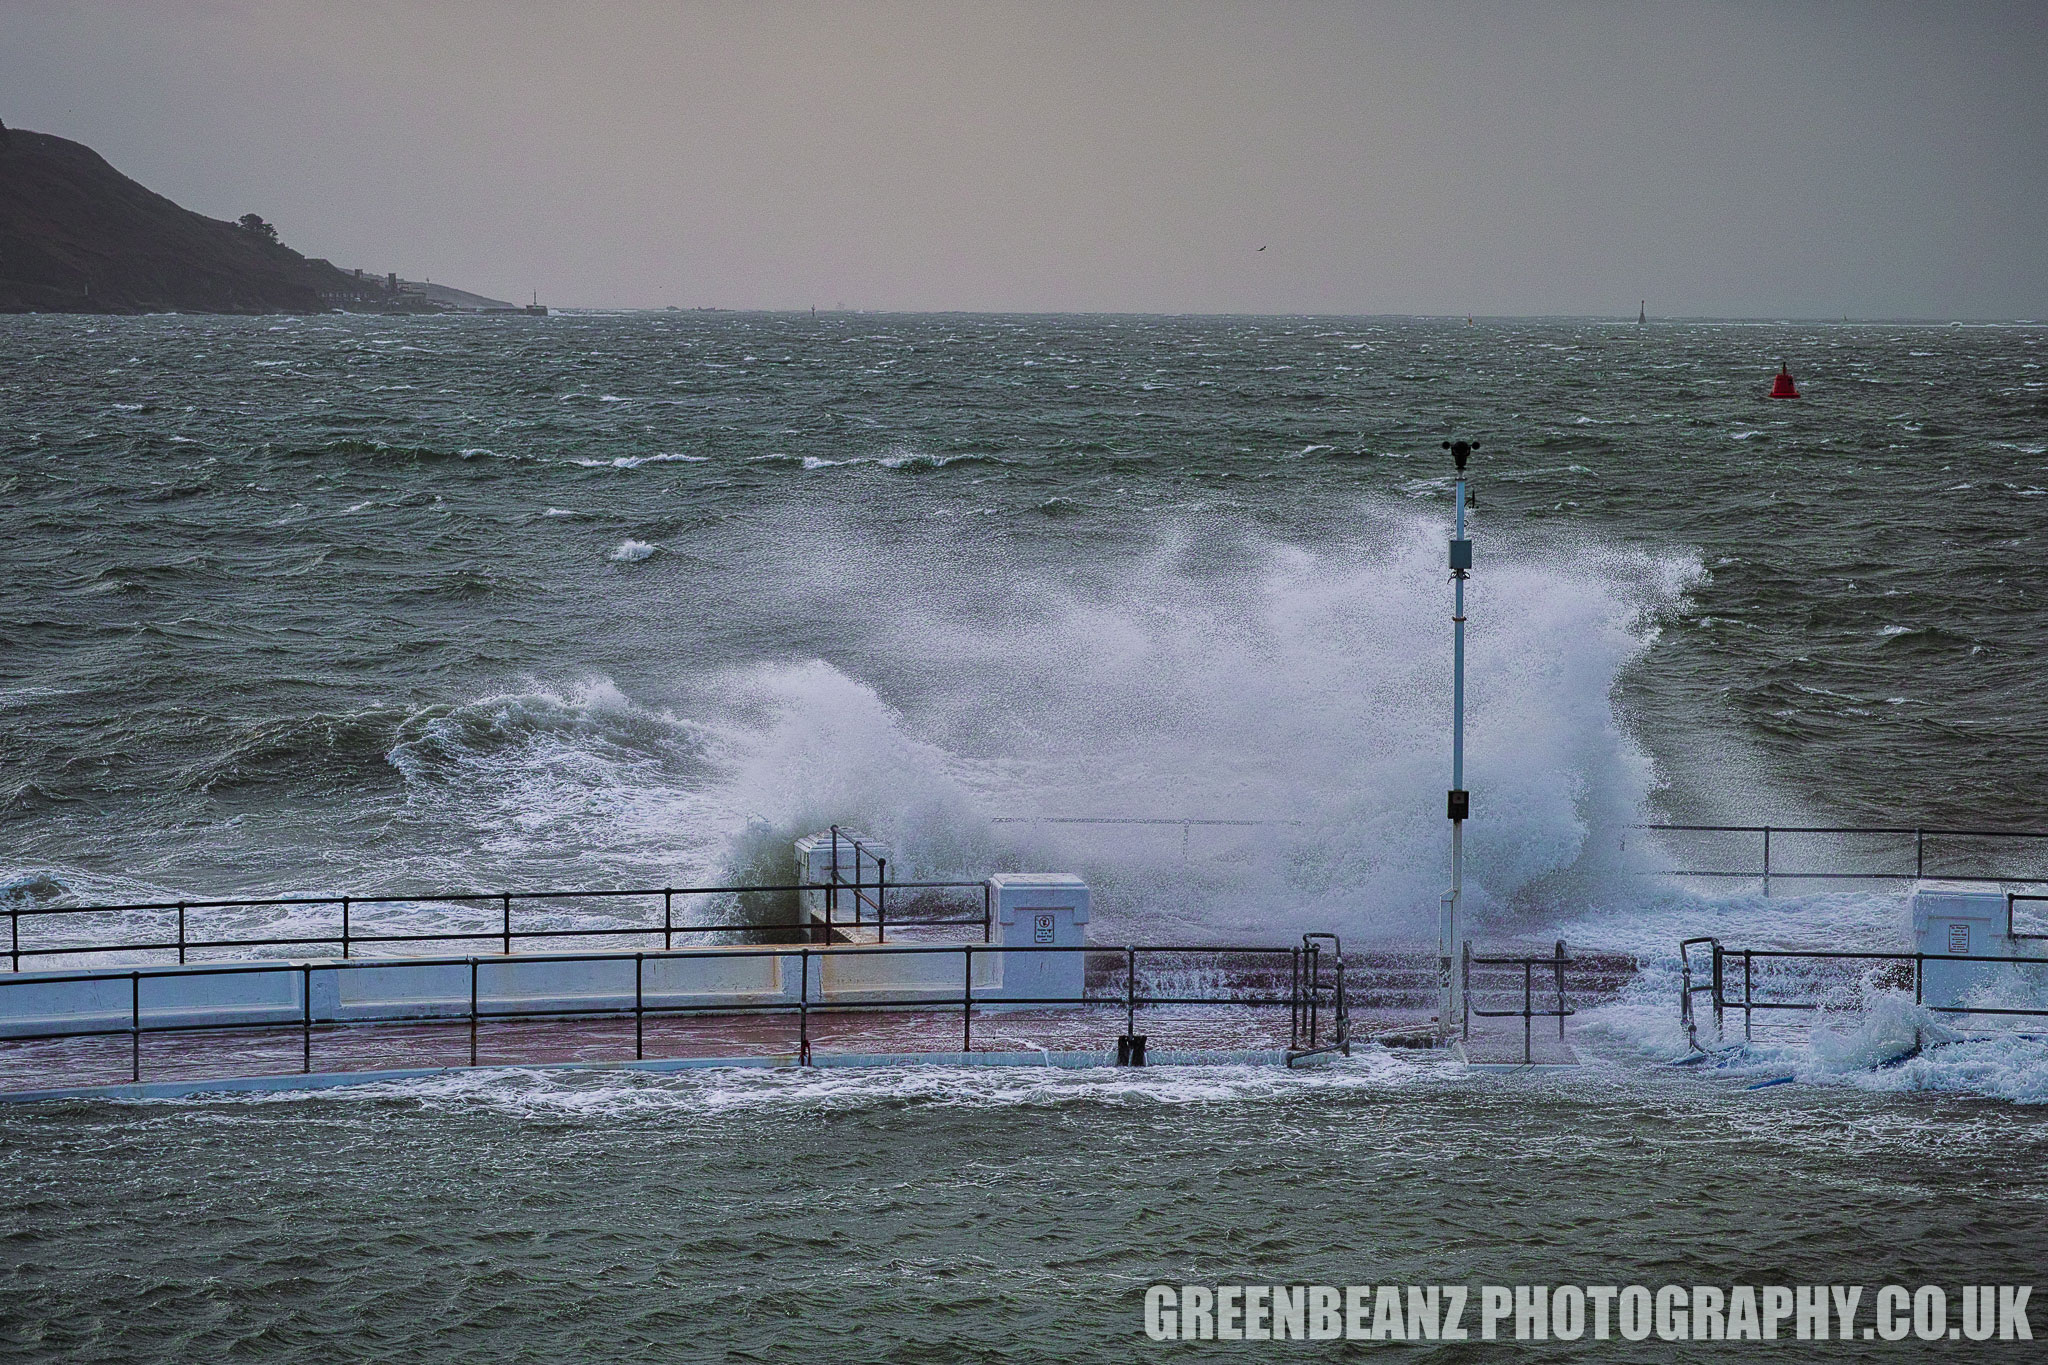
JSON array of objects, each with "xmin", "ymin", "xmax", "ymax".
[
  {"xmin": 676, "ymin": 506, "xmax": 1702, "ymax": 943},
  {"xmin": 303, "ymin": 501, "xmax": 1697, "ymax": 949}
]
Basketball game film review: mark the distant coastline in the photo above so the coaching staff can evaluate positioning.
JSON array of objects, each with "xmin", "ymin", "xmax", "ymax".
[{"xmin": 0, "ymin": 122, "xmax": 518, "ymax": 316}]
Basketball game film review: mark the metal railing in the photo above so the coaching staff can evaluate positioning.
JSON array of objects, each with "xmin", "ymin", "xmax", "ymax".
[
  {"xmin": 1678, "ymin": 935, "xmax": 2048, "ymax": 1050},
  {"xmin": 0, "ymin": 937, "xmax": 1350, "ymax": 1089},
  {"xmin": 1637, "ymin": 823, "xmax": 2048, "ymax": 896},
  {"xmin": 2009, "ymin": 892, "xmax": 2048, "ymax": 942},
  {"xmin": 818, "ymin": 826, "xmax": 989, "ymax": 944},
  {"xmin": 3, "ymin": 878, "xmax": 997, "ymax": 973},
  {"xmin": 1461, "ymin": 940, "xmax": 1575, "ymax": 1064},
  {"xmin": 991, "ymin": 815, "xmax": 1301, "ymax": 859}
]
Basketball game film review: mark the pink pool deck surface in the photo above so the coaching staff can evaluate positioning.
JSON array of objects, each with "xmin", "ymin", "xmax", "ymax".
[{"xmin": 0, "ymin": 1000, "xmax": 1386, "ymax": 1099}]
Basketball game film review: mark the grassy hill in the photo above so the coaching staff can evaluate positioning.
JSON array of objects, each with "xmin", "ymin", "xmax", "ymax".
[{"xmin": 0, "ymin": 124, "xmax": 504, "ymax": 314}]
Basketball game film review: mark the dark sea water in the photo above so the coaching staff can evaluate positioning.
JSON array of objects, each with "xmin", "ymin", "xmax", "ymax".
[
  {"xmin": 3, "ymin": 313, "xmax": 2047, "ymax": 1360},
  {"xmin": 4, "ymin": 1064, "xmax": 2047, "ymax": 1363}
]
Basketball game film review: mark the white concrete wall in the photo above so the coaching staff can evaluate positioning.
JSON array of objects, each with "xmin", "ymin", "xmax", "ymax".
[
  {"xmin": 818, "ymin": 946, "xmax": 1000, "ymax": 1002},
  {"xmin": 0, "ymin": 932, "xmax": 1093, "ymax": 1039}
]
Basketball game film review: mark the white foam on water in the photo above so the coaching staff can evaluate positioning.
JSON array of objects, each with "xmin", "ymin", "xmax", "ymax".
[
  {"xmin": 145, "ymin": 1048, "xmax": 1456, "ymax": 1115},
  {"xmin": 380, "ymin": 678, "xmax": 725, "ymax": 882},
  {"xmin": 1569, "ymin": 888, "xmax": 2048, "ymax": 1104},
  {"xmin": 325, "ymin": 497, "xmax": 1713, "ymax": 945},
  {"xmin": 684, "ymin": 504, "xmax": 1700, "ymax": 940},
  {"xmin": 608, "ymin": 539, "xmax": 657, "ymax": 562},
  {"xmin": 573, "ymin": 452, "xmax": 708, "ymax": 468}
]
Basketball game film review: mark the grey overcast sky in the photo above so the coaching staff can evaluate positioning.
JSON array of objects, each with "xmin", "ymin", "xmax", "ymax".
[{"xmin": 4, "ymin": 1, "xmax": 2044, "ymax": 316}]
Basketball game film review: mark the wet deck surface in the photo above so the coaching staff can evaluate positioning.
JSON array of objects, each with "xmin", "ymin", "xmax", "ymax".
[{"xmin": 0, "ymin": 1003, "xmax": 1371, "ymax": 1095}]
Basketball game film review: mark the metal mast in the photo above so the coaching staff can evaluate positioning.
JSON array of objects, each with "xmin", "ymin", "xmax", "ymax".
[{"xmin": 1440, "ymin": 438, "xmax": 1476, "ymax": 1038}]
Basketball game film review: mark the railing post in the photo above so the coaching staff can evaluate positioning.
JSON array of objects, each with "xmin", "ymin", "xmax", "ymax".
[
  {"xmin": 1334, "ymin": 958, "xmax": 1348, "ymax": 1050},
  {"xmin": 1743, "ymin": 951, "xmax": 1754, "ymax": 1042},
  {"xmin": 962, "ymin": 945, "xmax": 973, "ymax": 1052},
  {"xmin": 130, "ymin": 970, "xmax": 141, "ymax": 1083},
  {"xmin": 634, "ymin": 952, "xmax": 644, "ymax": 1061},
  {"xmin": 9, "ymin": 907, "xmax": 16, "ymax": 973},
  {"xmin": 1916, "ymin": 828, "xmax": 1925, "ymax": 880},
  {"xmin": 340, "ymin": 896, "xmax": 350, "ymax": 959},
  {"xmin": 1914, "ymin": 952, "xmax": 1923, "ymax": 1007},
  {"xmin": 798, "ymin": 948, "xmax": 811, "ymax": 1065},
  {"xmin": 1711, "ymin": 944, "xmax": 1725, "ymax": 1040},
  {"xmin": 1555, "ymin": 939, "xmax": 1567, "ymax": 1040},
  {"xmin": 1680, "ymin": 948, "xmax": 1695, "ymax": 1049},
  {"xmin": 1523, "ymin": 960, "xmax": 1534, "ymax": 1064},
  {"xmin": 1289, "ymin": 947, "xmax": 1300, "ymax": 1048},
  {"xmin": 1127, "ymin": 945, "xmax": 1138, "ymax": 1043},
  {"xmin": 501, "ymin": 893, "xmax": 512, "ymax": 956},
  {"xmin": 983, "ymin": 883, "xmax": 992, "ymax": 942},
  {"xmin": 828, "ymin": 825, "xmax": 839, "ymax": 925},
  {"xmin": 663, "ymin": 888, "xmax": 673, "ymax": 952},
  {"xmin": 1307, "ymin": 943, "xmax": 1320, "ymax": 1046},
  {"xmin": 876, "ymin": 858, "xmax": 886, "ymax": 944},
  {"xmin": 469, "ymin": 958, "xmax": 479, "ymax": 1067},
  {"xmin": 1462, "ymin": 941, "xmax": 1472, "ymax": 1040},
  {"xmin": 302, "ymin": 963, "xmax": 312, "ymax": 1073},
  {"xmin": 1761, "ymin": 826, "xmax": 1772, "ymax": 898},
  {"xmin": 177, "ymin": 903, "xmax": 186, "ymax": 965},
  {"xmin": 848, "ymin": 839, "xmax": 861, "ymax": 926}
]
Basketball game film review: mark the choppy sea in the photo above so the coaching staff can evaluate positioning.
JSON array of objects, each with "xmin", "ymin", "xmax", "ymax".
[{"xmin": 3, "ymin": 313, "xmax": 2046, "ymax": 1360}]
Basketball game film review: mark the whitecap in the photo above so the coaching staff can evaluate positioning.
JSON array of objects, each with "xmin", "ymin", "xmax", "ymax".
[
  {"xmin": 572, "ymin": 453, "xmax": 710, "ymax": 469},
  {"xmin": 609, "ymin": 540, "xmax": 657, "ymax": 562}
]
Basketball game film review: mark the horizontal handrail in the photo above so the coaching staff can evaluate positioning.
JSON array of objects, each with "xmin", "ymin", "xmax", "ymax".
[
  {"xmin": 9, "ymin": 941, "xmax": 1326, "ymax": 986},
  {"xmin": 4, "ymin": 916, "xmax": 995, "ymax": 963},
  {"xmin": 1633, "ymin": 823, "xmax": 2048, "ymax": 896},
  {"xmin": 990, "ymin": 816, "xmax": 1303, "ymax": 827},
  {"xmin": 4, "ymin": 874, "xmax": 1005, "ymax": 972},
  {"xmin": 1678, "ymin": 937, "xmax": 2048, "ymax": 1046},
  {"xmin": 1639, "ymin": 823, "xmax": 2048, "ymax": 839},
  {"xmin": 0, "ymin": 938, "xmax": 1351, "ymax": 1088},
  {"xmin": 1460, "ymin": 941, "xmax": 1574, "ymax": 1061},
  {"xmin": 2, "ymin": 880, "xmax": 995, "ymax": 921}
]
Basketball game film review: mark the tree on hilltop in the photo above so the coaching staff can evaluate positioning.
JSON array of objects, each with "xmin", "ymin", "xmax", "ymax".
[{"xmin": 237, "ymin": 213, "xmax": 279, "ymax": 242}]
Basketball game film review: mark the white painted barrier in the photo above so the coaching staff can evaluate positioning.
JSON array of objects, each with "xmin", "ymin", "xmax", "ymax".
[
  {"xmin": 991, "ymin": 873, "xmax": 1090, "ymax": 1006},
  {"xmin": 1, "ymin": 860, "xmax": 1099, "ymax": 1038},
  {"xmin": 1911, "ymin": 880, "xmax": 2047, "ymax": 1009},
  {"xmin": 794, "ymin": 828, "xmax": 890, "ymax": 931},
  {"xmin": 0, "ymin": 935, "xmax": 1092, "ymax": 1039}
]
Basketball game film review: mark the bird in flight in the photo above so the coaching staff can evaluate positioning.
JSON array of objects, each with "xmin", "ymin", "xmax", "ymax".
[{"xmin": 1257, "ymin": 245, "xmax": 1267, "ymax": 251}]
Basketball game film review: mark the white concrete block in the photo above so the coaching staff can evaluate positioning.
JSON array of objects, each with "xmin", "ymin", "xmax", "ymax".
[
  {"xmin": 1910, "ymin": 880, "xmax": 2037, "ymax": 1010},
  {"xmin": 794, "ymin": 828, "xmax": 892, "ymax": 930},
  {"xmin": 988, "ymin": 873, "xmax": 1090, "ymax": 1007}
]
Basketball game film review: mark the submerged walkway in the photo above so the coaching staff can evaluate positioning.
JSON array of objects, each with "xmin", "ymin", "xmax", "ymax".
[{"xmin": 0, "ymin": 1003, "xmax": 1349, "ymax": 1099}]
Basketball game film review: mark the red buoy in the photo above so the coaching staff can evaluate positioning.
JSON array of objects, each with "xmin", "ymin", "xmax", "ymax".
[{"xmin": 1768, "ymin": 364, "xmax": 1800, "ymax": 399}]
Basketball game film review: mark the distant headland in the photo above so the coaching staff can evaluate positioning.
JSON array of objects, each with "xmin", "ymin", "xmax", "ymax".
[{"xmin": 0, "ymin": 121, "xmax": 529, "ymax": 315}]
